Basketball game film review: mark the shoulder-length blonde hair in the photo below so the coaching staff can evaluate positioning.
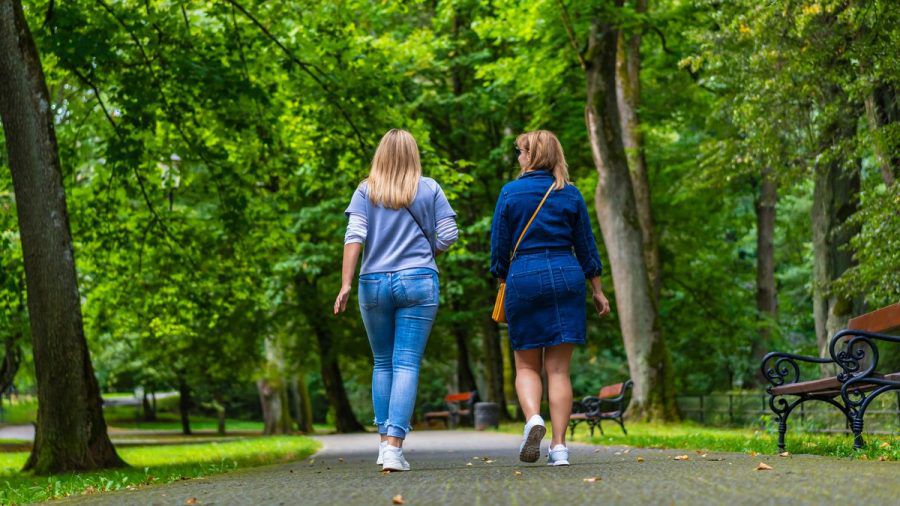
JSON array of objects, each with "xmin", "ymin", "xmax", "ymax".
[
  {"xmin": 366, "ymin": 129, "xmax": 421, "ymax": 209},
  {"xmin": 516, "ymin": 130, "xmax": 570, "ymax": 190}
]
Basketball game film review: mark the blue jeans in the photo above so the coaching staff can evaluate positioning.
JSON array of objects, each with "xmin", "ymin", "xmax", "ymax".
[{"xmin": 358, "ymin": 268, "xmax": 439, "ymax": 439}]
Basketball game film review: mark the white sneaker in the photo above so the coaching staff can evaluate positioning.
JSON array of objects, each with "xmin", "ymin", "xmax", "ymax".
[
  {"xmin": 548, "ymin": 444, "xmax": 570, "ymax": 466},
  {"xmin": 381, "ymin": 445, "xmax": 410, "ymax": 471},
  {"xmin": 376, "ymin": 440, "xmax": 388, "ymax": 465},
  {"xmin": 519, "ymin": 414, "xmax": 546, "ymax": 463}
]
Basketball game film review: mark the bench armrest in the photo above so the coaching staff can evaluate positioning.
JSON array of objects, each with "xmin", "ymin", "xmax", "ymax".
[
  {"xmin": 828, "ymin": 329, "xmax": 900, "ymax": 381},
  {"xmin": 760, "ymin": 351, "xmax": 834, "ymax": 392}
]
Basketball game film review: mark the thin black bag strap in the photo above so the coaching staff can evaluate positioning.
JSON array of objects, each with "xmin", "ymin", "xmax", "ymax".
[{"xmin": 405, "ymin": 206, "xmax": 435, "ymax": 258}]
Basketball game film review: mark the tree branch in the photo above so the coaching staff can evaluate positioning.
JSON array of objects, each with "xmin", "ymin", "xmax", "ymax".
[
  {"xmin": 223, "ymin": 0, "xmax": 370, "ymax": 156},
  {"xmin": 556, "ymin": 0, "xmax": 586, "ymax": 70}
]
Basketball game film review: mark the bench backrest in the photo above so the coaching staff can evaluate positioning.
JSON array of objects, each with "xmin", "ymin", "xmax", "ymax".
[
  {"xmin": 598, "ymin": 383, "xmax": 624, "ymax": 400},
  {"xmin": 445, "ymin": 392, "xmax": 475, "ymax": 403},
  {"xmin": 848, "ymin": 302, "xmax": 900, "ymax": 335}
]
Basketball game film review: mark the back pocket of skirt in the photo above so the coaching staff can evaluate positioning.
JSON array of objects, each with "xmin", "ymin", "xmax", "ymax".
[
  {"xmin": 509, "ymin": 270, "xmax": 545, "ymax": 302},
  {"xmin": 358, "ymin": 279, "xmax": 380, "ymax": 309},
  {"xmin": 560, "ymin": 266, "xmax": 586, "ymax": 294},
  {"xmin": 399, "ymin": 275, "xmax": 435, "ymax": 305}
]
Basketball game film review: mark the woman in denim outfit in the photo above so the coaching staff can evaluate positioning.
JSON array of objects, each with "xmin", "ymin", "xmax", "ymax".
[
  {"xmin": 334, "ymin": 129, "xmax": 458, "ymax": 472},
  {"xmin": 490, "ymin": 130, "xmax": 611, "ymax": 466}
]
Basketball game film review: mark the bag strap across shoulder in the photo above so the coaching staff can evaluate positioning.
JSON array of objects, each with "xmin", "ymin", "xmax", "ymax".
[{"xmin": 510, "ymin": 183, "xmax": 555, "ymax": 261}]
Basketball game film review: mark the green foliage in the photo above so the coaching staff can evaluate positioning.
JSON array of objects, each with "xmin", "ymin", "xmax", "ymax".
[{"xmin": 1, "ymin": 0, "xmax": 896, "ymax": 431}]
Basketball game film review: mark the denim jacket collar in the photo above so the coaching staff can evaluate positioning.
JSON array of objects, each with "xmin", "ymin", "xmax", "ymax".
[{"xmin": 518, "ymin": 169, "xmax": 553, "ymax": 180}]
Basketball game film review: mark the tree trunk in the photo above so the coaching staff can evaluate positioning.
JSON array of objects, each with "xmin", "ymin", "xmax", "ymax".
[
  {"xmin": 1, "ymin": 335, "xmax": 21, "ymax": 395},
  {"xmin": 141, "ymin": 389, "xmax": 157, "ymax": 422},
  {"xmin": 178, "ymin": 377, "xmax": 192, "ymax": 435},
  {"xmin": 615, "ymin": 0, "xmax": 660, "ymax": 302},
  {"xmin": 213, "ymin": 393, "xmax": 226, "ymax": 435},
  {"xmin": 812, "ymin": 111, "xmax": 862, "ymax": 361},
  {"xmin": 258, "ymin": 336, "xmax": 294, "ymax": 435},
  {"xmin": 257, "ymin": 378, "xmax": 283, "ymax": 435},
  {"xmin": 583, "ymin": 13, "xmax": 678, "ymax": 421},
  {"xmin": 864, "ymin": 85, "xmax": 897, "ymax": 186},
  {"xmin": 452, "ymin": 324, "xmax": 477, "ymax": 393},
  {"xmin": 295, "ymin": 373, "xmax": 315, "ymax": 433},
  {"xmin": 751, "ymin": 167, "xmax": 777, "ymax": 376},
  {"xmin": 483, "ymin": 318, "xmax": 512, "ymax": 420},
  {"xmin": 0, "ymin": 0, "xmax": 125, "ymax": 474},
  {"xmin": 296, "ymin": 277, "xmax": 364, "ymax": 433}
]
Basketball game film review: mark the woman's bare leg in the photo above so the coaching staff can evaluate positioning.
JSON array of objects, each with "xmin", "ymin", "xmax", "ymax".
[
  {"xmin": 514, "ymin": 348, "xmax": 544, "ymax": 420},
  {"xmin": 545, "ymin": 343, "xmax": 575, "ymax": 446}
]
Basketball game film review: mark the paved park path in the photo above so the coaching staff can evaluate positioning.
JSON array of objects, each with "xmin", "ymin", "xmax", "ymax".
[{"xmin": 61, "ymin": 430, "xmax": 900, "ymax": 505}]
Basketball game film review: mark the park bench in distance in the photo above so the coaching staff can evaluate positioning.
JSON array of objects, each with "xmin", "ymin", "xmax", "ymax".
[
  {"xmin": 761, "ymin": 302, "xmax": 900, "ymax": 451},
  {"xmin": 423, "ymin": 391, "xmax": 478, "ymax": 429},
  {"xmin": 568, "ymin": 380, "xmax": 633, "ymax": 438}
]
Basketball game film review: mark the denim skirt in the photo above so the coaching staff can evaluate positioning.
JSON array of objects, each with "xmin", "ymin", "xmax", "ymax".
[{"xmin": 505, "ymin": 249, "xmax": 587, "ymax": 351}]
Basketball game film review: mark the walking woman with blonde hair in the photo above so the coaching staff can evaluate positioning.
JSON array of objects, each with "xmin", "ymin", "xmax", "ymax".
[
  {"xmin": 334, "ymin": 129, "xmax": 458, "ymax": 472},
  {"xmin": 490, "ymin": 130, "xmax": 611, "ymax": 466}
]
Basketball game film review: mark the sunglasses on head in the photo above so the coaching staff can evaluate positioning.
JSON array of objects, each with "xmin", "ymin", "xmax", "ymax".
[{"xmin": 515, "ymin": 145, "xmax": 526, "ymax": 156}]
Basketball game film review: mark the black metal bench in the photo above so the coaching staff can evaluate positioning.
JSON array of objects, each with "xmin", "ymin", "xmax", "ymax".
[
  {"xmin": 423, "ymin": 391, "xmax": 478, "ymax": 429},
  {"xmin": 761, "ymin": 303, "xmax": 900, "ymax": 451},
  {"xmin": 569, "ymin": 380, "xmax": 632, "ymax": 438}
]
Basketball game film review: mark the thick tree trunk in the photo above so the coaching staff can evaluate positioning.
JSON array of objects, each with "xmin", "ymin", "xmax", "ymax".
[
  {"xmin": 615, "ymin": 0, "xmax": 660, "ymax": 302},
  {"xmin": 212, "ymin": 393, "xmax": 226, "ymax": 435},
  {"xmin": 296, "ymin": 278, "xmax": 364, "ymax": 433},
  {"xmin": 483, "ymin": 318, "xmax": 512, "ymax": 420},
  {"xmin": 0, "ymin": 0, "xmax": 124, "ymax": 474},
  {"xmin": 812, "ymin": 112, "xmax": 862, "ymax": 361},
  {"xmin": 257, "ymin": 378, "xmax": 285, "ymax": 435},
  {"xmin": 258, "ymin": 336, "xmax": 294, "ymax": 435},
  {"xmin": 583, "ymin": 14, "xmax": 678, "ymax": 421},
  {"xmin": 751, "ymin": 167, "xmax": 777, "ymax": 374},
  {"xmin": 178, "ymin": 377, "xmax": 192, "ymax": 435},
  {"xmin": 295, "ymin": 373, "xmax": 315, "ymax": 433}
]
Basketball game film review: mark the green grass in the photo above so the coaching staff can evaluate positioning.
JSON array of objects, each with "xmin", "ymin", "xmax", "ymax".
[
  {"xmin": 0, "ymin": 436, "xmax": 319, "ymax": 505},
  {"xmin": 0, "ymin": 397, "xmax": 38, "ymax": 425},
  {"xmin": 497, "ymin": 421, "xmax": 900, "ymax": 460}
]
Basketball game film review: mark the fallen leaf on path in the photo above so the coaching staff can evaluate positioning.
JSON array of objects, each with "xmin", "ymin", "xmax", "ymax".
[
  {"xmin": 694, "ymin": 450, "xmax": 703, "ymax": 455},
  {"xmin": 755, "ymin": 462, "xmax": 773, "ymax": 471},
  {"xmin": 185, "ymin": 499, "xmax": 199, "ymax": 505},
  {"xmin": 583, "ymin": 477, "xmax": 601, "ymax": 483},
  {"xmin": 779, "ymin": 452, "xmax": 790, "ymax": 457},
  {"xmin": 484, "ymin": 460, "xmax": 495, "ymax": 464},
  {"xmin": 593, "ymin": 449, "xmax": 601, "ymax": 453},
  {"xmin": 338, "ymin": 458, "xmax": 345, "ymax": 463},
  {"xmin": 674, "ymin": 455, "xmax": 689, "ymax": 461},
  {"xmin": 392, "ymin": 495, "xmax": 405, "ymax": 505},
  {"xmin": 466, "ymin": 462, "xmax": 473, "ymax": 467},
  {"xmin": 623, "ymin": 449, "xmax": 631, "ymax": 454},
  {"xmin": 860, "ymin": 455, "xmax": 869, "ymax": 461},
  {"xmin": 705, "ymin": 458, "xmax": 725, "ymax": 461},
  {"xmin": 700, "ymin": 454, "xmax": 708, "ymax": 458},
  {"xmin": 614, "ymin": 452, "xmax": 622, "ymax": 456},
  {"xmin": 513, "ymin": 470, "xmax": 522, "ymax": 476},
  {"xmin": 636, "ymin": 457, "xmax": 645, "ymax": 463},
  {"xmin": 750, "ymin": 451, "xmax": 759, "ymax": 457}
]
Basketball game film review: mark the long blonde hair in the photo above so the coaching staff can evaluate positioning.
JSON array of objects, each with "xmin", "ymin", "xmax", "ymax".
[
  {"xmin": 516, "ymin": 130, "xmax": 570, "ymax": 190},
  {"xmin": 366, "ymin": 129, "xmax": 422, "ymax": 209}
]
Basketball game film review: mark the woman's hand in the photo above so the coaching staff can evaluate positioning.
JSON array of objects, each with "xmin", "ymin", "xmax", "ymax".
[
  {"xmin": 334, "ymin": 284, "xmax": 352, "ymax": 314},
  {"xmin": 592, "ymin": 290, "xmax": 611, "ymax": 318}
]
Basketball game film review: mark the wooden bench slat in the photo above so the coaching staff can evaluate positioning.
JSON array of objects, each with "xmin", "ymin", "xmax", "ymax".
[
  {"xmin": 445, "ymin": 392, "xmax": 474, "ymax": 402},
  {"xmin": 770, "ymin": 372, "xmax": 900, "ymax": 396},
  {"xmin": 598, "ymin": 383, "xmax": 624, "ymax": 399},
  {"xmin": 848, "ymin": 302, "xmax": 900, "ymax": 334}
]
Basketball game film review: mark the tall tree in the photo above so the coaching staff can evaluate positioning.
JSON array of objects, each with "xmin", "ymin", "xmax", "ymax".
[
  {"xmin": 0, "ymin": 0, "xmax": 124, "ymax": 473},
  {"xmin": 751, "ymin": 166, "xmax": 777, "ymax": 367},
  {"xmin": 577, "ymin": 2, "xmax": 677, "ymax": 420}
]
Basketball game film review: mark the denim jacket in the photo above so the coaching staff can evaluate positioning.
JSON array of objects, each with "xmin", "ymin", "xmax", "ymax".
[{"xmin": 490, "ymin": 170, "xmax": 603, "ymax": 280}]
